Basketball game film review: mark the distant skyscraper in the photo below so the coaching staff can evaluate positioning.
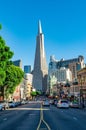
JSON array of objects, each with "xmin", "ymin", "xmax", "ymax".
[
  {"xmin": 24, "ymin": 65, "xmax": 31, "ymax": 73},
  {"xmin": 32, "ymin": 20, "xmax": 48, "ymax": 92},
  {"xmin": 13, "ymin": 60, "xmax": 22, "ymax": 68}
]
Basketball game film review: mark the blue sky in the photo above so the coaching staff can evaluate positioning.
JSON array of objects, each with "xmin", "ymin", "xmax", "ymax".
[{"xmin": 0, "ymin": 0, "xmax": 86, "ymax": 70}]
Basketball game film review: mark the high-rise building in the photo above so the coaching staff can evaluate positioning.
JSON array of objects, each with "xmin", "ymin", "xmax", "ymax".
[
  {"xmin": 13, "ymin": 59, "xmax": 22, "ymax": 68},
  {"xmin": 24, "ymin": 65, "xmax": 31, "ymax": 73},
  {"xmin": 32, "ymin": 20, "xmax": 48, "ymax": 92}
]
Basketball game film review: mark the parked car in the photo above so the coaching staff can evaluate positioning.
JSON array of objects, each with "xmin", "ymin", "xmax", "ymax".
[
  {"xmin": 8, "ymin": 101, "xmax": 16, "ymax": 108},
  {"xmin": 42, "ymin": 100, "xmax": 50, "ymax": 106},
  {"xmin": 21, "ymin": 100, "xmax": 28, "ymax": 105},
  {"xmin": 57, "ymin": 99, "xmax": 69, "ymax": 108},
  {"xmin": 0, "ymin": 101, "xmax": 9, "ymax": 110},
  {"xmin": 16, "ymin": 101, "xmax": 21, "ymax": 106},
  {"xmin": 21, "ymin": 100, "xmax": 26, "ymax": 105},
  {"xmin": 69, "ymin": 102, "xmax": 79, "ymax": 108}
]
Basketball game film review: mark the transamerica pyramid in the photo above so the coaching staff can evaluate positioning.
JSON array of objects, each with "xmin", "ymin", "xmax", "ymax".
[{"xmin": 32, "ymin": 20, "xmax": 48, "ymax": 93}]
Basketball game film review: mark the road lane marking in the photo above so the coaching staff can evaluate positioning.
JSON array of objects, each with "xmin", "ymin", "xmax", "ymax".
[
  {"xmin": 8, "ymin": 108, "xmax": 49, "ymax": 110},
  {"xmin": 37, "ymin": 106, "xmax": 43, "ymax": 130},
  {"xmin": 37, "ymin": 104, "xmax": 51, "ymax": 130},
  {"xmin": 42, "ymin": 119, "xmax": 51, "ymax": 130}
]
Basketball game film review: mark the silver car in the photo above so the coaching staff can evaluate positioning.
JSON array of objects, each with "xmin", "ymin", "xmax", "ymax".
[
  {"xmin": 8, "ymin": 101, "xmax": 16, "ymax": 108},
  {"xmin": 57, "ymin": 99, "xmax": 69, "ymax": 108},
  {"xmin": 0, "ymin": 101, "xmax": 9, "ymax": 110}
]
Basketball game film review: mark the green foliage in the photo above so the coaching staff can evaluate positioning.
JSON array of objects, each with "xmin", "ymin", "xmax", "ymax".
[
  {"xmin": 5, "ymin": 65, "xmax": 24, "ymax": 94},
  {"xmin": 0, "ymin": 36, "xmax": 14, "ymax": 86},
  {"xmin": 31, "ymin": 90, "xmax": 42, "ymax": 97},
  {"xmin": 0, "ymin": 37, "xmax": 14, "ymax": 63},
  {"xmin": 0, "ymin": 68, "xmax": 6, "ymax": 85},
  {"xmin": 0, "ymin": 34, "xmax": 24, "ymax": 99},
  {"xmin": 31, "ymin": 91, "xmax": 37, "ymax": 96},
  {"xmin": 36, "ymin": 91, "xmax": 41, "ymax": 95},
  {"xmin": 0, "ymin": 24, "xmax": 2, "ymax": 30}
]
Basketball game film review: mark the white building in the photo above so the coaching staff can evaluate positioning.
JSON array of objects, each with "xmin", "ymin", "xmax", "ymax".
[
  {"xmin": 47, "ymin": 66, "xmax": 72, "ymax": 96},
  {"xmin": 49, "ymin": 55, "xmax": 85, "ymax": 80},
  {"xmin": 49, "ymin": 67, "xmax": 72, "ymax": 84},
  {"xmin": 56, "ymin": 67, "xmax": 72, "ymax": 83}
]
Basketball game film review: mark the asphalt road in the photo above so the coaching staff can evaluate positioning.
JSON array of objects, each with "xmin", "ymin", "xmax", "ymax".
[
  {"xmin": 0, "ymin": 102, "xmax": 40, "ymax": 130},
  {"xmin": 0, "ymin": 102, "xmax": 86, "ymax": 130},
  {"xmin": 43, "ymin": 105, "xmax": 86, "ymax": 130}
]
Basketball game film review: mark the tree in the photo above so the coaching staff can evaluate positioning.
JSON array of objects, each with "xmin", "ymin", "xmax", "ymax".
[
  {"xmin": 4, "ymin": 65, "xmax": 24, "ymax": 98},
  {"xmin": 30, "ymin": 90, "xmax": 42, "ymax": 99},
  {"xmin": 0, "ymin": 24, "xmax": 2, "ymax": 30},
  {"xmin": 31, "ymin": 91, "xmax": 37, "ymax": 96},
  {"xmin": 36, "ymin": 90, "xmax": 41, "ymax": 95},
  {"xmin": 0, "ymin": 27, "xmax": 24, "ymax": 100},
  {"xmin": 0, "ymin": 68, "xmax": 6, "ymax": 86},
  {"xmin": 0, "ymin": 36, "xmax": 14, "ymax": 86}
]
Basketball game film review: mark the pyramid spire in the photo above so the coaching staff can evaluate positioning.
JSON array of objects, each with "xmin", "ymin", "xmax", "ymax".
[
  {"xmin": 38, "ymin": 20, "xmax": 42, "ymax": 34},
  {"xmin": 33, "ymin": 21, "xmax": 48, "ymax": 93}
]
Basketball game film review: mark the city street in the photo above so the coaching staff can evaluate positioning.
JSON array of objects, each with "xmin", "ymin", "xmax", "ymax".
[
  {"xmin": 43, "ymin": 105, "xmax": 86, "ymax": 130},
  {"xmin": 0, "ymin": 102, "xmax": 40, "ymax": 130},
  {"xmin": 0, "ymin": 1, "xmax": 86, "ymax": 130},
  {"xmin": 0, "ymin": 102, "xmax": 86, "ymax": 130}
]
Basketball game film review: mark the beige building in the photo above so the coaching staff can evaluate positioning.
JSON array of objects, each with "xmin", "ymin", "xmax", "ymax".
[
  {"xmin": 77, "ymin": 67, "xmax": 86, "ymax": 89},
  {"xmin": 77, "ymin": 67, "xmax": 86, "ymax": 106},
  {"xmin": 12, "ymin": 85, "xmax": 21, "ymax": 101},
  {"xmin": 24, "ymin": 73, "xmax": 33, "ymax": 99},
  {"xmin": 69, "ymin": 62, "xmax": 83, "ymax": 80},
  {"xmin": 69, "ymin": 62, "xmax": 78, "ymax": 79}
]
